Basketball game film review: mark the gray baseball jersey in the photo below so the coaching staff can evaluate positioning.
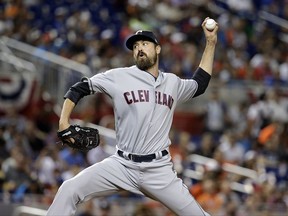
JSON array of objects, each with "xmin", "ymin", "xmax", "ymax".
[
  {"xmin": 88, "ymin": 65, "xmax": 198, "ymax": 154},
  {"xmin": 47, "ymin": 65, "xmax": 210, "ymax": 216}
]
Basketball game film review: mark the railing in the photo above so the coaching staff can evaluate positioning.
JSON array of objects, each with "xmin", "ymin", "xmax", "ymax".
[
  {"xmin": 12, "ymin": 206, "xmax": 47, "ymax": 216},
  {"xmin": 183, "ymin": 154, "xmax": 257, "ymax": 194},
  {"xmin": 0, "ymin": 36, "xmax": 92, "ymax": 108}
]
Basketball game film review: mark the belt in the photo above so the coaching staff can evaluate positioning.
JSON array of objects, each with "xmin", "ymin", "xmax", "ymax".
[{"xmin": 117, "ymin": 150, "xmax": 168, "ymax": 163}]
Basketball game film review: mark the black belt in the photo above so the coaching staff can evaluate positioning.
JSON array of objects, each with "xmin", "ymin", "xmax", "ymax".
[{"xmin": 117, "ymin": 150, "xmax": 168, "ymax": 163}]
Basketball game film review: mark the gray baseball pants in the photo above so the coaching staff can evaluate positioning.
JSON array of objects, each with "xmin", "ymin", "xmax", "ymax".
[{"xmin": 46, "ymin": 154, "xmax": 210, "ymax": 216}]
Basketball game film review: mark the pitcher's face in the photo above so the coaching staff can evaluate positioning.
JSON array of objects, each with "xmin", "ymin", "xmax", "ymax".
[{"xmin": 133, "ymin": 40, "xmax": 160, "ymax": 71}]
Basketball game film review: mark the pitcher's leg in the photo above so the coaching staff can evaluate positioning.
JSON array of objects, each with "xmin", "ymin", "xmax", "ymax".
[
  {"xmin": 141, "ymin": 161, "xmax": 210, "ymax": 216},
  {"xmin": 159, "ymin": 177, "xmax": 210, "ymax": 216},
  {"xmin": 47, "ymin": 156, "xmax": 141, "ymax": 216}
]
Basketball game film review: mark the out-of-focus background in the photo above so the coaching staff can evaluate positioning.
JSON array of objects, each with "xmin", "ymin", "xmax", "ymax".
[{"xmin": 0, "ymin": 0, "xmax": 287, "ymax": 215}]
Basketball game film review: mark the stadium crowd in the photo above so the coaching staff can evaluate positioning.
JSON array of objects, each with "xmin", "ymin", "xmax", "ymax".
[{"xmin": 0, "ymin": 0, "xmax": 288, "ymax": 215}]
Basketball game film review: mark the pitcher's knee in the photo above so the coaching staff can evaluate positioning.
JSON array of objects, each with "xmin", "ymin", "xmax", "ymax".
[{"xmin": 58, "ymin": 178, "xmax": 81, "ymax": 203}]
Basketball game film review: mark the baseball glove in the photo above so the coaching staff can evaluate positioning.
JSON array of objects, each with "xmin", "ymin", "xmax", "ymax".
[{"xmin": 57, "ymin": 125, "xmax": 100, "ymax": 151}]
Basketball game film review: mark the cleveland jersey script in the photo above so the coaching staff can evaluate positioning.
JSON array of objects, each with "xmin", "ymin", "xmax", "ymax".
[{"xmin": 87, "ymin": 65, "xmax": 198, "ymax": 154}]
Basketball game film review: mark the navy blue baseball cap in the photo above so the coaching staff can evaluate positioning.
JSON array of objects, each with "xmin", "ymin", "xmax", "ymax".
[{"xmin": 126, "ymin": 30, "xmax": 159, "ymax": 50}]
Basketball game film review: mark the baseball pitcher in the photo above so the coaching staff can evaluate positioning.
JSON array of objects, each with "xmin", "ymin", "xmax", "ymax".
[{"xmin": 47, "ymin": 17, "xmax": 218, "ymax": 216}]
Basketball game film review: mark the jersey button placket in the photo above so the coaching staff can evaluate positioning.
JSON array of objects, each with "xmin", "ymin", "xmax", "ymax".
[
  {"xmin": 147, "ymin": 84, "xmax": 158, "ymax": 130},
  {"xmin": 141, "ymin": 78, "xmax": 157, "ymax": 144}
]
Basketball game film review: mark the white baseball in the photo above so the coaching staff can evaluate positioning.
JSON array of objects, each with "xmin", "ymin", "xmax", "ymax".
[{"xmin": 205, "ymin": 19, "xmax": 216, "ymax": 31}]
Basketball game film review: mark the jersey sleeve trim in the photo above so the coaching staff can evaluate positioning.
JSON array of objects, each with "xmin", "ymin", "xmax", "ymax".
[
  {"xmin": 81, "ymin": 77, "xmax": 95, "ymax": 94},
  {"xmin": 94, "ymin": 85, "xmax": 112, "ymax": 98},
  {"xmin": 82, "ymin": 76, "xmax": 112, "ymax": 98}
]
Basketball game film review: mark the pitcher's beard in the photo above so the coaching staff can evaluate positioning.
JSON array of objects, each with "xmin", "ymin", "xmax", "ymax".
[{"xmin": 135, "ymin": 55, "xmax": 157, "ymax": 71}]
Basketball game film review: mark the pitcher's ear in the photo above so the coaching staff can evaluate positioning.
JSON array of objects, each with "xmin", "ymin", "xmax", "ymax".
[{"xmin": 156, "ymin": 45, "xmax": 161, "ymax": 54}]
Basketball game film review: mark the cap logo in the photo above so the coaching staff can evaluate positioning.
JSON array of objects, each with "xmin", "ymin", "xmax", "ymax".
[{"xmin": 135, "ymin": 30, "xmax": 143, "ymax": 34}]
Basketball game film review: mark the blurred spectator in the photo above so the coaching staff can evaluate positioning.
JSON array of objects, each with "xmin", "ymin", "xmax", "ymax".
[
  {"xmin": 250, "ymin": 51, "xmax": 279, "ymax": 82},
  {"xmin": 246, "ymin": 92, "xmax": 271, "ymax": 139},
  {"xmin": 0, "ymin": 107, "xmax": 27, "ymax": 133},
  {"xmin": 77, "ymin": 199, "xmax": 95, "ymax": 216},
  {"xmin": 266, "ymin": 89, "xmax": 288, "ymax": 123},
  {"xmin": 132, "ymin": 203, "xmax": 156, "ymax": 216},
  {"xmin": 61, "ymin": 164, "xmax": 83, "ymax": 182},
  {"xmin": 5, "ymin": 129, "xmax": 32, "ymax": 157},
  {"xmin": 23, "ymin": 120, "xmax": 47, "ymax": 158},
  {"xmin": 34, "ymin": 146, "xmax": 66, "ymax": 187},
  {"xmin": 218, "ymin": 179, "xmax": 241, "ymax": 216},
  {"xmin": 97, "ymin": 199, "xmax": 112, "ymax": 216},
  {"xmin": 196, "ymin": 178, "xmax": 224, "ymax": 215},
  {"xmin": 59, "ymin": 147, "xmax": 87, "ymax": 167},
  {"xmin": 203, "ymin": 89, "xmax": 230, "ymax": 140},
  {"xmin": 279, "ymin": 55, "xmax": 288, "ymax": 83},
  {"xmin": 217, "ymin": 130, "xmax": 245, "ymax": 165},
  {"xmin": 0, "ymin": 127, "xmax": 10, "ymax": 163},
  {"xmin": 194, "ymin": 132, "xmax": 216, "ymax": 158},
  {"xmin": 169, "ymin": 131, "xmax": 196, "ymax": 177},
  {"xmin": 2, "ymin": 145, "xmax": 34, "ymax": 201},
  {"xmin": 228, "ymin": 100, "xmax": 249, "ymax": 134}
]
